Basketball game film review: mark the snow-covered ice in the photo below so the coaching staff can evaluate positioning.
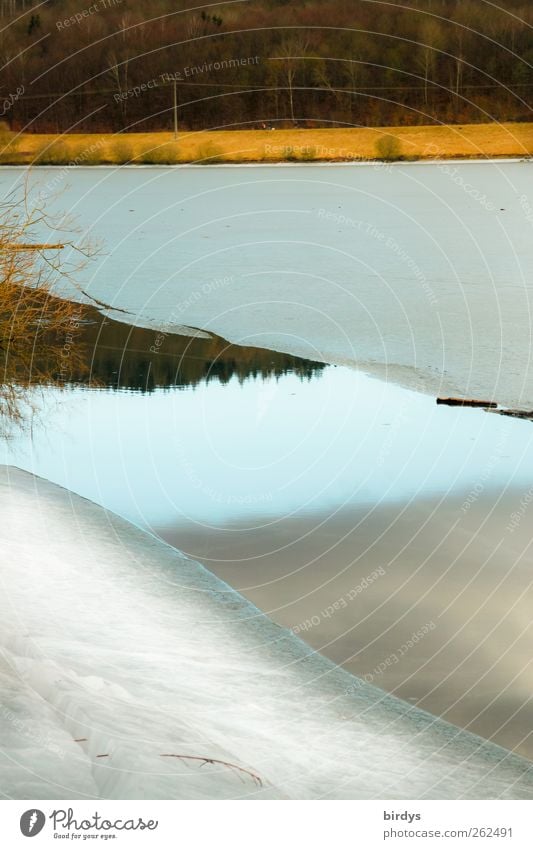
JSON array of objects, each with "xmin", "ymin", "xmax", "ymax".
[{"xmin": 1, "ymin": 466, "xmax": 533, "ymax": 800}]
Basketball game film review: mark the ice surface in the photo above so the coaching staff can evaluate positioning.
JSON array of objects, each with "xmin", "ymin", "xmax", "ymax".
[{"xmin": 1, "ymin": 466, "xmax": 533, "ymax": 800}]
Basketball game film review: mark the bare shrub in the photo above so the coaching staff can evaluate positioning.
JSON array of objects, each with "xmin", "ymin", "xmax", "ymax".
[
  {"xmin": 375, "ymin": 134, "xmax": 403, "ymax": 161},
  {"xmin": 0, "ymin": 121, "xmax": 20, "ymax": 162},
  {"xmin": 33, "ymin": 140, "xmax": 71, "ymax": 166},
  {"xmin": 195, "ymin": 142, "xmax": 225, "ymax": 164},
  {"xmin": 112, "ymin": 138, "xmax": 135, "ymax": 165},
  {"xmin": 141, "ymin": 143, "xmax": 179, "ymax": 165}
]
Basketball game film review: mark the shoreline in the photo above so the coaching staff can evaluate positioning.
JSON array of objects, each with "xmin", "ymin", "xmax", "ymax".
[
  {"xmin": 1, "ymin": 122, "xmax": 532, "ymax": 166},
  {"xmin": 0, "ymin": 156, "xmax": 530, "ymax": 169}
]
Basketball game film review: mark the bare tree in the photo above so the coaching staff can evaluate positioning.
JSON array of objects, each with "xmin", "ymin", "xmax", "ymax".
[
  {"xmin": 418, "ymin": 20, "xmax": 443, "ymax": 106},
  {"xmin": 0, "ymin": 194, "xmax": 94, "ymax": 434},
  {"xmin": 106, "ymin": 50, "xmax": 131, "ymax": 126},
  {"xmin": 275, "ymin": 37, "xmax": 309, "ymax": 124}
]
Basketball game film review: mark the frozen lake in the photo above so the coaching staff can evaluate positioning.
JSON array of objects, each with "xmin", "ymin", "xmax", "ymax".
[
  {"xmin": 2, "ymin": 161, "xmax": 533, "ymax": 771},
  {"xmin": 3, "ymin": 312, "xmax": 533, "ymax": 760}
]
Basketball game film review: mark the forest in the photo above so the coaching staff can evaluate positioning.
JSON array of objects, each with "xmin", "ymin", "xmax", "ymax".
[{"xmin": 0, "ymin": 0, "xmax": 531, "ymax": 133}]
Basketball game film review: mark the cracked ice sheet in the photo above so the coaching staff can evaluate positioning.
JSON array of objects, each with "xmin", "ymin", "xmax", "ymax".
[{"xmin": 1, "ymin": 466, "xmax": 533, "ymax": 800}]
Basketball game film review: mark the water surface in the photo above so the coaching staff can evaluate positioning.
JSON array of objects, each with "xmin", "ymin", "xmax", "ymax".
[{"xmin": 3, "ymin": 313, "xmax": 533, "ymax": 758}]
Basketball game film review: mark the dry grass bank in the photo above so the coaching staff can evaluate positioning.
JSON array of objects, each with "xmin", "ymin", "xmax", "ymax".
[{"xmin": 1, "ymin": 122, "xmax": 532, "ymax": 165}]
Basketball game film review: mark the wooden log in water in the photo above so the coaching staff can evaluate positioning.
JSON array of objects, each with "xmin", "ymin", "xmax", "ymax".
[{"xmin": 436, "ymin": 397, "xmax": 498, "ymax": 408}]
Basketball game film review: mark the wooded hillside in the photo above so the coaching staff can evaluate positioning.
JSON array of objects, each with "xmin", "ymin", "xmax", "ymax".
[{"xmin": 0, "ymin": 1, "xmax": 531, "ymax": 132}]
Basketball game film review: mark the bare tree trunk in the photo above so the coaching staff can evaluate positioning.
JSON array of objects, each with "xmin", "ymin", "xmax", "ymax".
[{"xmin": 287, "ymin": 65, "xmax": 295, "ymax": 122}]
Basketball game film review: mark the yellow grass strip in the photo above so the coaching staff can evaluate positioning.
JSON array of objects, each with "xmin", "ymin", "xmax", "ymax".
[{"xmin": 3, "ymin": 122, "xmax": 532, "ymax": 166}]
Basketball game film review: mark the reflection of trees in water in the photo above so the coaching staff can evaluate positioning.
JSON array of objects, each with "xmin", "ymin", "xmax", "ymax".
[
  {"xmin": 72, "ymin": 305, "xmax": 325, "ymax": 392},
  {"xmin": 3, "ymin": 298, "xmax": 324, "ymax": 431}
]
